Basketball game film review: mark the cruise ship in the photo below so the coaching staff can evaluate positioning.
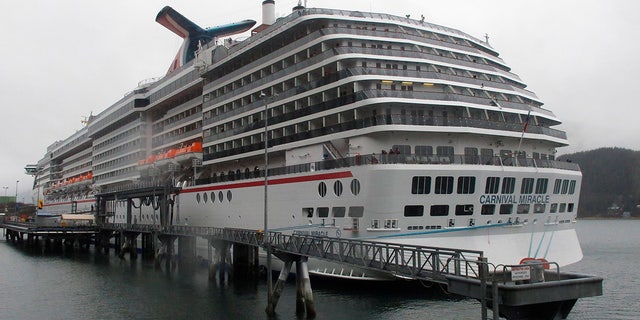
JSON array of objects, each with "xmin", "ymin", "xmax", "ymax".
[{"xmin": 28, "ymin": 1, "xmax": 583, "ymax": 277}]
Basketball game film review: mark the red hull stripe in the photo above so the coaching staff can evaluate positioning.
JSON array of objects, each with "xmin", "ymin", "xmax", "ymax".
[{"xmin": 183, "ymin": 171, "xmax": 353, "ymax": 193}]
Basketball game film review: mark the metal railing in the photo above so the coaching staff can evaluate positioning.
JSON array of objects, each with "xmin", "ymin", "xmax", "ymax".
[{"xmin": 98, "ymin": 223, "xmax": 484, "ymax": 282}]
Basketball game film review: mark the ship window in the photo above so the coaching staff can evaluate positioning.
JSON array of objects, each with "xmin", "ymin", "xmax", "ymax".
[
  {"xmin": 485, "ymin": 177, "xmax": 500, "ymax": 194},
  {"xmin": 553, "ymin": 179, "xmax": 562, "ymax": 194},
  {"xmin": 560, "ymin": 179, "xmax": 569, "ymax": 194},
  {"xmin": 317, "ymin": 207, "xmax": 329, "ymax": 218},
  {"xmin": 559, "ymin": 203, "xmax": 567, "ymax": 213},
  {"xmin": 534, "ymin": 204, "xmax": 546, "ymax": 213},
  {"xmin": 404, "ymin": 205, "xmax": 424, "ymax": 217},
  {"xmin": 350, "ymin": 179, "xmax": 361, "ymax": 195},
  {"xmin": 348, "ymin": 206, "xmax": 364, "ymax": 217},
  {"xmin": 568, "ymin": 203, "xmax": 575, "ymax": 212},
  {"xmin": 535, "ymin": 178, "xmax": 549, "ymax": 194},
  {"xmin": 435, "ymin": 176, "xmax": 454, "ymax": 194},
  {"xmin": 203, "ymin": 192, "xmax": 208, "ymax": 203},
  {"xmin": 501, "ymin": 177, "xmax": 516, "ymax": 194},
  {"xmin": 391, "ymin": 145, "xmax": 410, "ymax": 154},
  {"xmin": 318, "ymin": 182, "xmax": 327, "ymax": 197},
  {"xmin": 517, "ymin": 204, "xmax": 530, "ymax": 214},
  {"xmin": 481, "ymin": 148, "xmax": 494, "ymax": 164},
  {"xmin": 457, "ymin": 176, "xmax": 476, "ymax": 194},
  {"xmin": 211, "ymin": 192, "xmax": 216, "ymax": 203},
  {"xmin": 196, "ymin": 193, "xmax": 201, "ymax": 203},
  {"xmin": 384, "ymin": 219, "xmax": 398, "ymax": 229},
  {"xmin": 499, "ymin": 204, "xmax": 513, "ymax": 215},
  {"xmin": 481, "ymin": 204, "xmax": 495, "ymax": 215},
  {"xmin": 415, "ymin": 145, "xmax": 433, "ymax": 156},
  {"xmin": 218, "ymin": 191, "xmax": 224, "ymax": 202},
  {"xmin": 436, "ymin": 146, "xmax": 454, "ymax": 156},
  {"xmin": 455, "ymin": 204, "xmax": 474, "ymax": 215},
  {"xmin": 568, "ymin": 180, "xmax": 577, "ymax": 194},
  {"xmin": 550, "ymin": 203, "xmax": 558, "ymax": 213},
  {"xmin": 227, "ymin": 190, "xmax": 232, "ymax": 202},
  {"xmin": 521, "ymin": 178, "xmax": 534, "ymax": 194},
  {"xmin": 371, "ymin": 219, "xmax": 380, "ymax": 229},
  {"xmin": 411, "ymin": 176, "xmax": 431, "ymax": 194},
  {"xmin": 332, "ymin": 207, "xmax": 346, "ymax": 217},
  {"xmin": 464, "ymin": 147, "xmax": 478, "ymax": 164},
  {"xmin": 334, "ymin": 181, "xmax": 343, "ymax": 196},
  {"xmin": 430, "ymin": 205, "xmax": 449, "ymax": 216}
]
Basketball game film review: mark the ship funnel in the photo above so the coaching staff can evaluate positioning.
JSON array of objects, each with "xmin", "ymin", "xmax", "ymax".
[{"xmin": 262, "ymin": 0, "xmax": 276, "ymax": 25}]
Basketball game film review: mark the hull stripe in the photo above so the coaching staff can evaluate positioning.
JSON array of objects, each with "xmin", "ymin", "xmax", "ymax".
[{"xmin": 183, "ymin": 171, "xmax": 353, "ymax": 193}]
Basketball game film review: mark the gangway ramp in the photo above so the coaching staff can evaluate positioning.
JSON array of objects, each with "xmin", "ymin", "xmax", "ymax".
[{"xmin": 267, "ymin": 232, "xmax": 484, "ymax": 283}]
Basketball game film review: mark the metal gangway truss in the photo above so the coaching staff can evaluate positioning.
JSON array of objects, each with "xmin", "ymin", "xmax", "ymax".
[
  {"xmin": 101, "ymin": 223, "xmax": 483, "ymax": 281},
  {"xmin": 97, "ymin": 223, "xmax": 602, "ymax": 320}
]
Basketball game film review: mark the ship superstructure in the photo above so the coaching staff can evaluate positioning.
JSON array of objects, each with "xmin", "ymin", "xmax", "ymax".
[{"xmin": 30, "ymin": 2, "xmax": 582, "ymax": 278}]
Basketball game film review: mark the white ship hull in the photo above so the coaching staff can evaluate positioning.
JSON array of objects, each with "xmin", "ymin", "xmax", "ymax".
[{"xmin": 105, "ymin": 163, "xmax": 582, "ymax": 270}]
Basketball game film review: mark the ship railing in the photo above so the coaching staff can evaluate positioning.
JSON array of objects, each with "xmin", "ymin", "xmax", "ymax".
[
  {"xmin": 203, "ymin": 49, "xmax": 340, "ymax": 125},
  {"xmin": 204, "ymin": 33, "xmax": 336, "ymax": 96},
  {"xmin": 334, "ymin": 44, "xmax": 520, "ymax": 83},
  {"xmin": 97, "ymin": 180, "xmax": 168, "ymax": 196},
  {"xmin": 342, "ymin": 64, "xmax": 539, "ymax": 104},
  {"xmin": 204, "ymin": 87, "xmax": 564, "ymax": 147},
  {"xmin": 205, "ymin": 114, "xmax": 567, "ymax": 164},
  {"xmin": 359, "ymin": 89, "xmax": 557, "ymax": 122},
  {"xmin": 198, "ymin": 152, "xmax": 579, "ymax": 185},
  {"xmin": 210, "ymin": 114, "xmax": 553, "ymax": 160}
]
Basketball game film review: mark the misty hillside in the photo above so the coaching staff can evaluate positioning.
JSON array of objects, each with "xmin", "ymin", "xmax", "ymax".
[{"xmin": 558, "ymin": 147, "xmax": 640, "ymax": 217}]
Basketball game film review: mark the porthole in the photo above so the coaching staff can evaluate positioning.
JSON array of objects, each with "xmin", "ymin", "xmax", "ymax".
[
  {"xmin": 227, "ymin": 190, "xmax": 232, "ymax": 202},
  {"xmin": 219, "ymin": 191, "xmax": 224, "ymax": 202},
  {"xmin": 196, "ymin": 193, "xmax": 201, "ymax": 203},
  {"xmin": 203, "ymin": 192, "xmax": 208, "ymax": 203},
  {"xmin": 318, "ymin": 182, "xmax": 327, "ymax": 197},
  {"xmin": 211, "ymin": 192, "xmax": 216, "ymax": 203},
  {"xmin": 350, "ymin": 179, "xmax": 361, "ymax": 195},
  {"xmin": 334, "ymin": 181, "xmax": 343, "ymax": 196}
]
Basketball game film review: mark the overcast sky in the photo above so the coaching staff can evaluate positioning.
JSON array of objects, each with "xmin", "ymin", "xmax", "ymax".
[{"xmin": 1, "ymin": 0, "xmax": 638, "ymax": 202}]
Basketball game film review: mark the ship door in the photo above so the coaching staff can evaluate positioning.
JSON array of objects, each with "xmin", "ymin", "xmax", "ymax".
[
  {"xmin": 71, "ymin": 201, "xmax": 77, "ymax": 213},
  {"xmin": 352, "ymin": 218, "xmax": 359, "ymax": 231}
]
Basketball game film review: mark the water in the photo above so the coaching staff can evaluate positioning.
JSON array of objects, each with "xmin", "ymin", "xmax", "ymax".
[{"xmin": 0, "ymin": 220, "xmax": 636, "ymax": 319}]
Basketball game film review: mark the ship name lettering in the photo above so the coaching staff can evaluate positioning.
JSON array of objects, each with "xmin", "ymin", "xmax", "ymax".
[
  {"xmin": 479, "ymin": 194, "xmax": 550, "ymax": 204},
  {"xmin": 479, "ymin": 194, "xmax": 516, "ymax": 204},
  {"xmin": 518, "ymin": 194, "xmax": 550, "ymax": 204}
]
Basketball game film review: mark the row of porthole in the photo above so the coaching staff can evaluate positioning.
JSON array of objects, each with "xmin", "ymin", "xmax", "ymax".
[
  {"xmin": 196, "ymin": 190, "xmax": 233, "ymax": 204},
  {"xmin": 318, "ymin": 179, "xmax": 361, "ymax": 197}
]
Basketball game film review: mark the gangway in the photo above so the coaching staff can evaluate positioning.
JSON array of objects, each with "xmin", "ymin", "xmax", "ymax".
[{"xmin": 95, "ymin": 223, "xmax": 601, "ymax": 319}]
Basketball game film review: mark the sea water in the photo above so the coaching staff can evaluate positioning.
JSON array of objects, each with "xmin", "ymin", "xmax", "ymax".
[{"xmin": 0, "ymin": 219, "xmax": 635, "ymax": 319}]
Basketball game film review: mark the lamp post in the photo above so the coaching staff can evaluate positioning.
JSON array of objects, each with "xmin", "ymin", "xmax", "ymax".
[
  {"xmin": 260, "ymin": 92, "xmax": 273, "ymax": 306},
  {"xmin": 15, "ymin": 180, "xmax": 19, "ymax": 213}
]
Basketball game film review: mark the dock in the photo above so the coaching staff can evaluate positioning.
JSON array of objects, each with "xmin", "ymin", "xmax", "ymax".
[{"xmin": 0, "ymin": 219, "xmax": 602, "ymax": 320}]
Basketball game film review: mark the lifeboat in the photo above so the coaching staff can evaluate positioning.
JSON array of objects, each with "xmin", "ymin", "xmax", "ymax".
[
  {"xmin": 137, "ymin": 155, "xmax": 157, "ymax": 171},
  {"xmin": 155, "ymin": 149, "xmax": 177, "ymax": 166},
  {"xmin": 174, "ymin": 142, "xmax": 203, "ymax": 164}
]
